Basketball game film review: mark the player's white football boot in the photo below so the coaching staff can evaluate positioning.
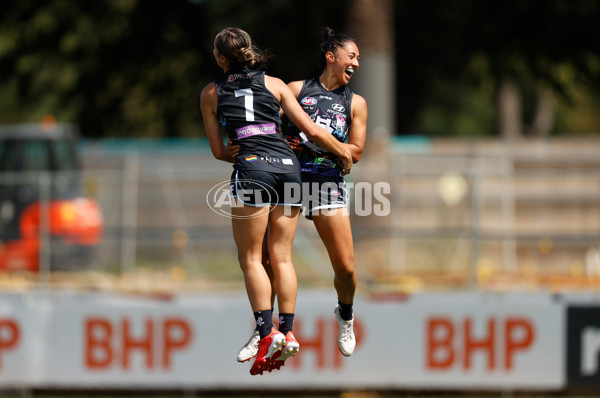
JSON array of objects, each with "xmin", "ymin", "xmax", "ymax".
[
  {"xmin": 236, "ymin": 328, "xmax": 260, "ymax": 362},
  {"xmin": 334, "ymin": 305, "xmax": 356, "ymax": 356}
]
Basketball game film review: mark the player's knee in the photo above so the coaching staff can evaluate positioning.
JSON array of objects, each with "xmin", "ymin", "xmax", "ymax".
[
  {"xmin": 238, "ymin": 258, "xmax": 263, "ymax": 272},
  {"xmin": 335, "ymin": 264, "xmax": 355, "ymax": 282}
]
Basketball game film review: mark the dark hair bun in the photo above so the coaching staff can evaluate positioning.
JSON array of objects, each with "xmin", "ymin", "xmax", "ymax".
[{"xmin": 323, "ymin": 27, "xmax": 335, "ymax": 40}]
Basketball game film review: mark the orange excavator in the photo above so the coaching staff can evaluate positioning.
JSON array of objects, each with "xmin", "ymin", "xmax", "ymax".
[{"xmin": 0, "ymin": 122, "xmax": 103, "ymax": 271}]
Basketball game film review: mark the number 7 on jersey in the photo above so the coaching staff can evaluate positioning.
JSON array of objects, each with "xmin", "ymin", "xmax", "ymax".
[{"xmin": 235, "ymin": 88, "xmax": 255, "ymax": 122}]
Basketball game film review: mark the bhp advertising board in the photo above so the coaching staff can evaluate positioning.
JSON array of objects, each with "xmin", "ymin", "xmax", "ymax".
[{"xmin": 0, "ymin": 291, "xmax": 589, "ymax": 390}]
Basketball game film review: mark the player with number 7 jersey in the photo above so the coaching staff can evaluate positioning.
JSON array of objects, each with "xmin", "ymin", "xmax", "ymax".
[
  {"xmin": 200, "ymin": 27, "xmax": 352, "ymax": 375},
  {"xmin": 214, "ymin": 69, "xmax": 300, "ymax": 174}
]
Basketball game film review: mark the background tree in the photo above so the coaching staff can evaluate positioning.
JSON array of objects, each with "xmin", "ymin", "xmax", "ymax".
[
  {"xmin": 348, "ymin": 0, "xmax": 395, "ymax": 145},
  {"xmin": 0, "ymin": 0, "xmax": 598, "ymax": 139},
  {"xmin": 394, "ymin": 0, "xmax": 600, "ymax": 138}
]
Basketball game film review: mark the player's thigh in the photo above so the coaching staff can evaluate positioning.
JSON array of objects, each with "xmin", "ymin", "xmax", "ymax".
[
  {"xmin": 230, "ymin": 170, "xmax": 274, "ymax": 260},
  {"xmin": 231, "ymin": 204, "xmax": 269, "ymax": 262},
  {"xmin": 312, "ymin": 209, "xmax": 355, "ymax": 267},
  {"xmin": 267, "ymin": 205, "xmax": 300, "ymax": 261}
]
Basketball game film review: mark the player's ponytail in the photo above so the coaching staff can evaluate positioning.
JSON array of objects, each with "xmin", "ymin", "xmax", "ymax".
[
  {"xmin": 214, "ymin": 27, "xmax": 273, "ymax": 71},
  {"xmin": 319, "ymin": 27, "xmax": 356, "ymax": 70}
]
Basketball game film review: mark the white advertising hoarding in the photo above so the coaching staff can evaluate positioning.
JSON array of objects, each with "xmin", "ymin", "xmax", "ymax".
[{"xmin": 0, "ymin": 290, "xmax": 565, "ymax": 390}]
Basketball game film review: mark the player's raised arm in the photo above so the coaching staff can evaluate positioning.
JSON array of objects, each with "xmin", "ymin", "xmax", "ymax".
[{"xmin": 266, "ymin": 75, "xmax": 352, "ymax": 174}]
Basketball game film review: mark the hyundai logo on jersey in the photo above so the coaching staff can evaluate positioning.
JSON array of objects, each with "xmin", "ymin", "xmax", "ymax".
[{"xmin": 332, "ymin": 104, "xmax": 345, "ymax": 112}]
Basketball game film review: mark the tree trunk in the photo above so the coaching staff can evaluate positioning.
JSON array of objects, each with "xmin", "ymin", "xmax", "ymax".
[
  {"xmin": 529, "ymin": 84, "xmax": 554, "ymax": 138},
  {"xmin": 348, "ymin": 0, "xmax": 395, "ymax": 144},
  {"xmin": 498, "ymin": 79, "xmax": 522, "ymax": 140},
  {"xmin": 347, "ymin": 0, "xmax": 396, "ymax": 277}
]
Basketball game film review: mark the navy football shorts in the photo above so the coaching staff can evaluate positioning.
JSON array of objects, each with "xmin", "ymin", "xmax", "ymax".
[
  {"xmin": 301, "ymin": 172, "xmax": 348, "ymax": 219},
  {"xmin": 231, "ymin": 169, "xmax": 302, "ymax": 207}
]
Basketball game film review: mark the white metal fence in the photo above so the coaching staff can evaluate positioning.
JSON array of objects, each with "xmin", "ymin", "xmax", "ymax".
[{"xmin": 2, "ymin": 138, "xmax": 599, "ymax": 293}]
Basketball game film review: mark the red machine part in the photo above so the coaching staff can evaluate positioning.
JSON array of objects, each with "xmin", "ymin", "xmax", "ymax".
[{"xmin": 0, "ymin": 197, "xmax": 103, "ymax": 271}]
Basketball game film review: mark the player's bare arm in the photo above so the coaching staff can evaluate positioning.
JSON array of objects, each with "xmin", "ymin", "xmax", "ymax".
[
  {"xmin": 347, "ymin": 93, "xmax": 367, "ymax": 164},
  {"xmin": 200, "ymin": 83, "xmax": 234, "ymax": 163},
  {"xmin": 266, "ymin": 76, "xmax": 352, "ymax": 173}
]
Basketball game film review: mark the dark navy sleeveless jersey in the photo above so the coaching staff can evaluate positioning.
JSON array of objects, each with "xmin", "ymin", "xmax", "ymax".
[
  {"xmin": 215, "ymin": 69, "xmax": 300, "ymax": 173},
  {"xmin": 285, "ymin": 77, "xmax": 354, "ymax": 176}
]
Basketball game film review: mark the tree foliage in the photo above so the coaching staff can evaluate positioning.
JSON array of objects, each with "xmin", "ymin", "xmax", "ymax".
[
  {"xmin": 394, "ymin": 0, "xmax": 600, "ymax": 136},
  {"xmin": 0, "ymin": 0, "xmax": 598, "ymax": 138},
  {"xmin": 0, "ymin": 0, "xmax": 351, "ymax": 138}
]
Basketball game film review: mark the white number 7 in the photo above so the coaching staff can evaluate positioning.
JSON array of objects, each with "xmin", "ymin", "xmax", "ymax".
[{"xmin": 235, "ymin": 88, "xmax": 255, "ymax": 122}]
